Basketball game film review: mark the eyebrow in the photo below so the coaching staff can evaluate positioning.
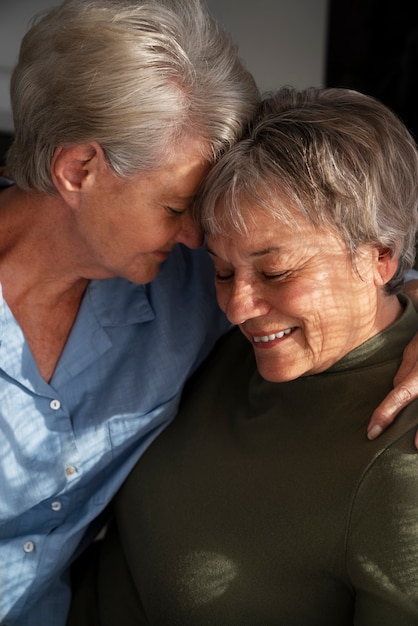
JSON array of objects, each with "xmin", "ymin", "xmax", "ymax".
[
  {"xmin": 249, "ymin": 246, "xmax": 283, "ymax": 258},
  {"xmin": 206, "ymin": 245, "xmax": 283, "ymax": 258}
]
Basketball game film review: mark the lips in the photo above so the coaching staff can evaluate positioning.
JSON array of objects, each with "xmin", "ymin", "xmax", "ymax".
[
  {"xmin": 154, "ymin": 249, "xmax": 172, "ymax": 260},
  {"xmin": 253, "ymin": 328, "xmax": 293, "ymax": 343}
]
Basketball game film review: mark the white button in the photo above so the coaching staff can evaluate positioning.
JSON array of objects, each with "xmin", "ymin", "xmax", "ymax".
[
  {"xmin": 50, "ymin": 399, "xmax": 61, "ymax": 411},
  {"xmin": 65, "ymin": 466, "xmax": 77, "ymax": 477},
  {"xmin": 51, "ymin": 501, "xmax": 62, "ymax": 512},
  {"xmin": 23, "ymin": 541, "xmax": 35, "ymax": 553}
]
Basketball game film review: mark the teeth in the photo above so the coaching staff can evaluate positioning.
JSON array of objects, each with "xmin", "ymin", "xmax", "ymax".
[{"xmin": 254, "ymin": 328, "xmax": 292, "ymax": 343}]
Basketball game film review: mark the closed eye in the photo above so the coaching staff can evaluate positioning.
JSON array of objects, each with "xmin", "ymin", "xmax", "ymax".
[
  {"xmin": 166, "ymin": 206, "xmax": 186, "ymax": 216},
  {"xmin": 215, "ymin": 272, "xmax": 234, "ymax": 282},
  {"xmin": 262, "ymin": 271, "xmax": 290, "ymax": 281}
]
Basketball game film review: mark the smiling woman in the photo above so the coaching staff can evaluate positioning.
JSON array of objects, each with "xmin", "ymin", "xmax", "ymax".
[
  {"xmin": 68, "ymin": 87, "xmax": 418, "ymax": 625},
  {"xmin": 206, "ymin": 211, "xmax": 402, "ymax": 382}
]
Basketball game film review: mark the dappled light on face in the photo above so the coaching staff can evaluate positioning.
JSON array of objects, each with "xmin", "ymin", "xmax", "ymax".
[{"xmin": 209, "ymin": 224, "xmax": 398, "ymax": 382}]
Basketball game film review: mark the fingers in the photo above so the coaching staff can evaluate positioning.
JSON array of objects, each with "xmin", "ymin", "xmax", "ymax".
[
  {"xmin": 367, "ymin": 321, "xmax": 418, "ymax": 445},
  {"xmin": 393, "ymin": 331, "xmax": 418, "ymax": 388},
  {"xmin": 368, "ymin": 382, "xmax": 416, "ymax": 441},
  {"xmin": 368, "ymin": 331, "xmax": 418, "ymax": 444}
]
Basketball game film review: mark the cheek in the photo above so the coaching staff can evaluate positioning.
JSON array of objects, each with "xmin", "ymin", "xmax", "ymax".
[
  {"xmin": 284, "ymin": 273, "xmax": 347, "ymax": 311},
  {"xmin": 275, "ymin": 281, "xmax": 316, "ymax": 316},
  {"xmin": 214, "ymin": 285, "xmax": 229, "ymax": 313},
  {"xmin": 131, "ymin": 217, "xmax": 176, "ymax": 249},
  {"xmin": 298, "ymin": 289, "xmax": 358, "ymax": 356},
  {"xmin": 278, "ymin": 282, "xmax": 330, "ymax": 342}
]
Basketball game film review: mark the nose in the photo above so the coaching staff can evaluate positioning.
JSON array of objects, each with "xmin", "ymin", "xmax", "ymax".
[
  {"xmin": 176, "ymin": 212, "xmax": 204, "ymax": 249},
  {"xmin": 221, "ymin": 279, "xmax": 270, "ymax": 325}
]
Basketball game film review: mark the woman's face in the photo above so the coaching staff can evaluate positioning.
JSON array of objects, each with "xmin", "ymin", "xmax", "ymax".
[
  {"xmin": 206, "ymin": 207, "xmax": 400, "ymax": 382},
  {"xmin": 67, "ymin": 137, "xmax": 210, "ymax": 284}
]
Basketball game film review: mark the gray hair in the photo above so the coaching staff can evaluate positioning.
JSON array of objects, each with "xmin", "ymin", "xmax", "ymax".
[
  {"xmin": 197, "ymin": 86, "xmax": 418, "ymax": 293},
  {"xmin": 7, "ymin": 0, "xmax": 259, "ymax": 192}
]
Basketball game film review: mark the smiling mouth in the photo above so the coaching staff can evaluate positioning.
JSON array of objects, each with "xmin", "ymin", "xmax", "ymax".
[{"xmin": 253, "ymin": 328, "xmax": 294, "ymax": 343}]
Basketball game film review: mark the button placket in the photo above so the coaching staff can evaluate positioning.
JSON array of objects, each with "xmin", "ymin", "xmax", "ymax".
[{"xmin": 48, "ymin": 397, "xmax": 78, "ymax": 483}]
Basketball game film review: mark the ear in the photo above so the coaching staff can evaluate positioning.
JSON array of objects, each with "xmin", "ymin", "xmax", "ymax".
[
  {"xmin": 373, "ymin": 247, "xmax": 399, "ymax": 286},
  {"xmin": 51, "ymin": 142, "xmax": 106, "ymax": 207}
]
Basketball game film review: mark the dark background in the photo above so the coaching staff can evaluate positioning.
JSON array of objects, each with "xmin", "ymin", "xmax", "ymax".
[
  {"xmin": 326, "ymin": 0, "xmax": 418, "ymax": 141},
  {"xmin": 326, "ymin": 0, "xmax": 418, "ymax": 267},
  {"xmin": 0, "ymin": 132, "xmax": 12, "ymax": 167}
]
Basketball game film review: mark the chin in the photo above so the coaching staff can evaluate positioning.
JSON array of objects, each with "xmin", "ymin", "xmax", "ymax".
[
  {"xmin": 123, "ymin": 270, "xmax": 158, "ymax": 285},
  {"xmin": 256, "ymin": 360, "xmax": 308, "ymax": 383},
  {"xmin": 258, "ymin": 370, "xmax": 301, "ymax": 383}
]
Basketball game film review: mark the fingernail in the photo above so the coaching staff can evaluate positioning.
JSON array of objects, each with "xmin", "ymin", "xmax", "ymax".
[{"xmin": 367, "ymin": 425, "xmax": 383, "ymax": 440}]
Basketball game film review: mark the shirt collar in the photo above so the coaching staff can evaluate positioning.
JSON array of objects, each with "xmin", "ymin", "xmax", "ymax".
[
  {"xmin": 0, "ymin": 176, "xmax": 14, "ymax": 188},
  {"xmin": 87, "ymin": 277, "xmax": 155, "ymax": 326}
]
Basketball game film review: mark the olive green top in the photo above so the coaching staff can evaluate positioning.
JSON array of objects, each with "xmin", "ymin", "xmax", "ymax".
[{"xmin": 69, "ymin": 296, "xmax": 418, "ymax": 626}]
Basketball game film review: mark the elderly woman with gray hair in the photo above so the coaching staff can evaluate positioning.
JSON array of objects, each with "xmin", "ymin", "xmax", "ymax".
[{"xmin": 69, "ymin": 87, "xmax": 418, "ymax": 625}]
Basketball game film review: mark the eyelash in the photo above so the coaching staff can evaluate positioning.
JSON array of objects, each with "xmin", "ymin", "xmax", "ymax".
[
  {"xmin": 263, "ymin": 272, "xmax": 289, "ymax": 281},
  {"xmin": 166, "ymin": 206, "xmax": 185, "ymax": 217},
  {"xmin": 215, "ymin": 272, "xmax": 233, "ymax": 282},
  {"xmin": 215, "ymin": 271, "xmax": 290, "ymax": 282}
]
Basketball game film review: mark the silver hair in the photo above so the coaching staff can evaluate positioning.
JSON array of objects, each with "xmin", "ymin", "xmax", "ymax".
[
  {"xmin": 196, "ymin": 86, "xmax": 418, "ymax": 294},
  {"xmin": 7, "ymin": 0, "xmax": 259, "ymax": 192}
]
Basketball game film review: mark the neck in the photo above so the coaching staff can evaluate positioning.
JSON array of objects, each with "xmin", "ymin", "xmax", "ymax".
[
  {"xmin": 0, "ymin": 185, "xmax": 89, "ymax": 302},
  {"xmin": 374, "ymin": 290, "xmax": 403, "ymax": 335}
]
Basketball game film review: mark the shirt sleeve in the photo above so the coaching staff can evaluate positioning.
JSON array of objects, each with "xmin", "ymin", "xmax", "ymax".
[{"xmin": 346, "ymin": 427, "xmax": 418, "ymax": 625}]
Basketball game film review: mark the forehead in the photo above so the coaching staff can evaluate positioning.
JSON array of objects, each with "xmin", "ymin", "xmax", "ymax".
[
  {"xmin": 144, "ymin": 138, "xmax": 210, "ymax": 195},
  {"xmin": 206, "ymin": 207, "xmax": 347, "ymax": 261},
  {"xmin": 206, "ymin": 203, "xmax": 300, "ymax": 247},
  {"xmin": 205, "ymin": 181, "xmax": 306, "ymax": 235}
]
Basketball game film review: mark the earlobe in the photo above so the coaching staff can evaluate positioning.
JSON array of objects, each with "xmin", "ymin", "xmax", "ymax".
[
  {"xmin": 51, "ymin": 142, "xmax": 103, "ymax": 204},
  {"xmin": 374, "ymin": 247, "xmax": 398, "ymax": 286}
]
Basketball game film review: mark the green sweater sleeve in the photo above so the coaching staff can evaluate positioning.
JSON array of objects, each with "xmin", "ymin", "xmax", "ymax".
[{"xmin": 346, "ymin": 425, "xmax": 418, "ymax": 625}]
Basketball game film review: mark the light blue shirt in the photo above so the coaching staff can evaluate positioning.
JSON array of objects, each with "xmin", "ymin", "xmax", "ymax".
[{"xmin": 0, "ymin": 228, "xmax": 229, "ymax": 625}]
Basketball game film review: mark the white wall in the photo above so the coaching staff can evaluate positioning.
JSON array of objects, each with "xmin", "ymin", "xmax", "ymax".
[
  {"xmin": 207, "ymin": 0, "xmax": 328, "ymax": 93},
  {"xmin": 0, "ymin": 1, "xmax": 58, "ymax": 131},
  {"xmin": 0, "ymin": 0, "xmax": 328, "ymax": 132}
]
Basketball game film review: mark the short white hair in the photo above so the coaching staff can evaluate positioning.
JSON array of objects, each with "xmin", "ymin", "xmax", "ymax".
[{"xmin": 7, "ymin": 0, "xmax": 259, "ymax": 192}]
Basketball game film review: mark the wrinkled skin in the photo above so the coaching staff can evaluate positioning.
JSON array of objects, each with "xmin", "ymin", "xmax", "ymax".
[{"xmin": 1, "ymin": 164, "xmax": 418, "ymax": 443}]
